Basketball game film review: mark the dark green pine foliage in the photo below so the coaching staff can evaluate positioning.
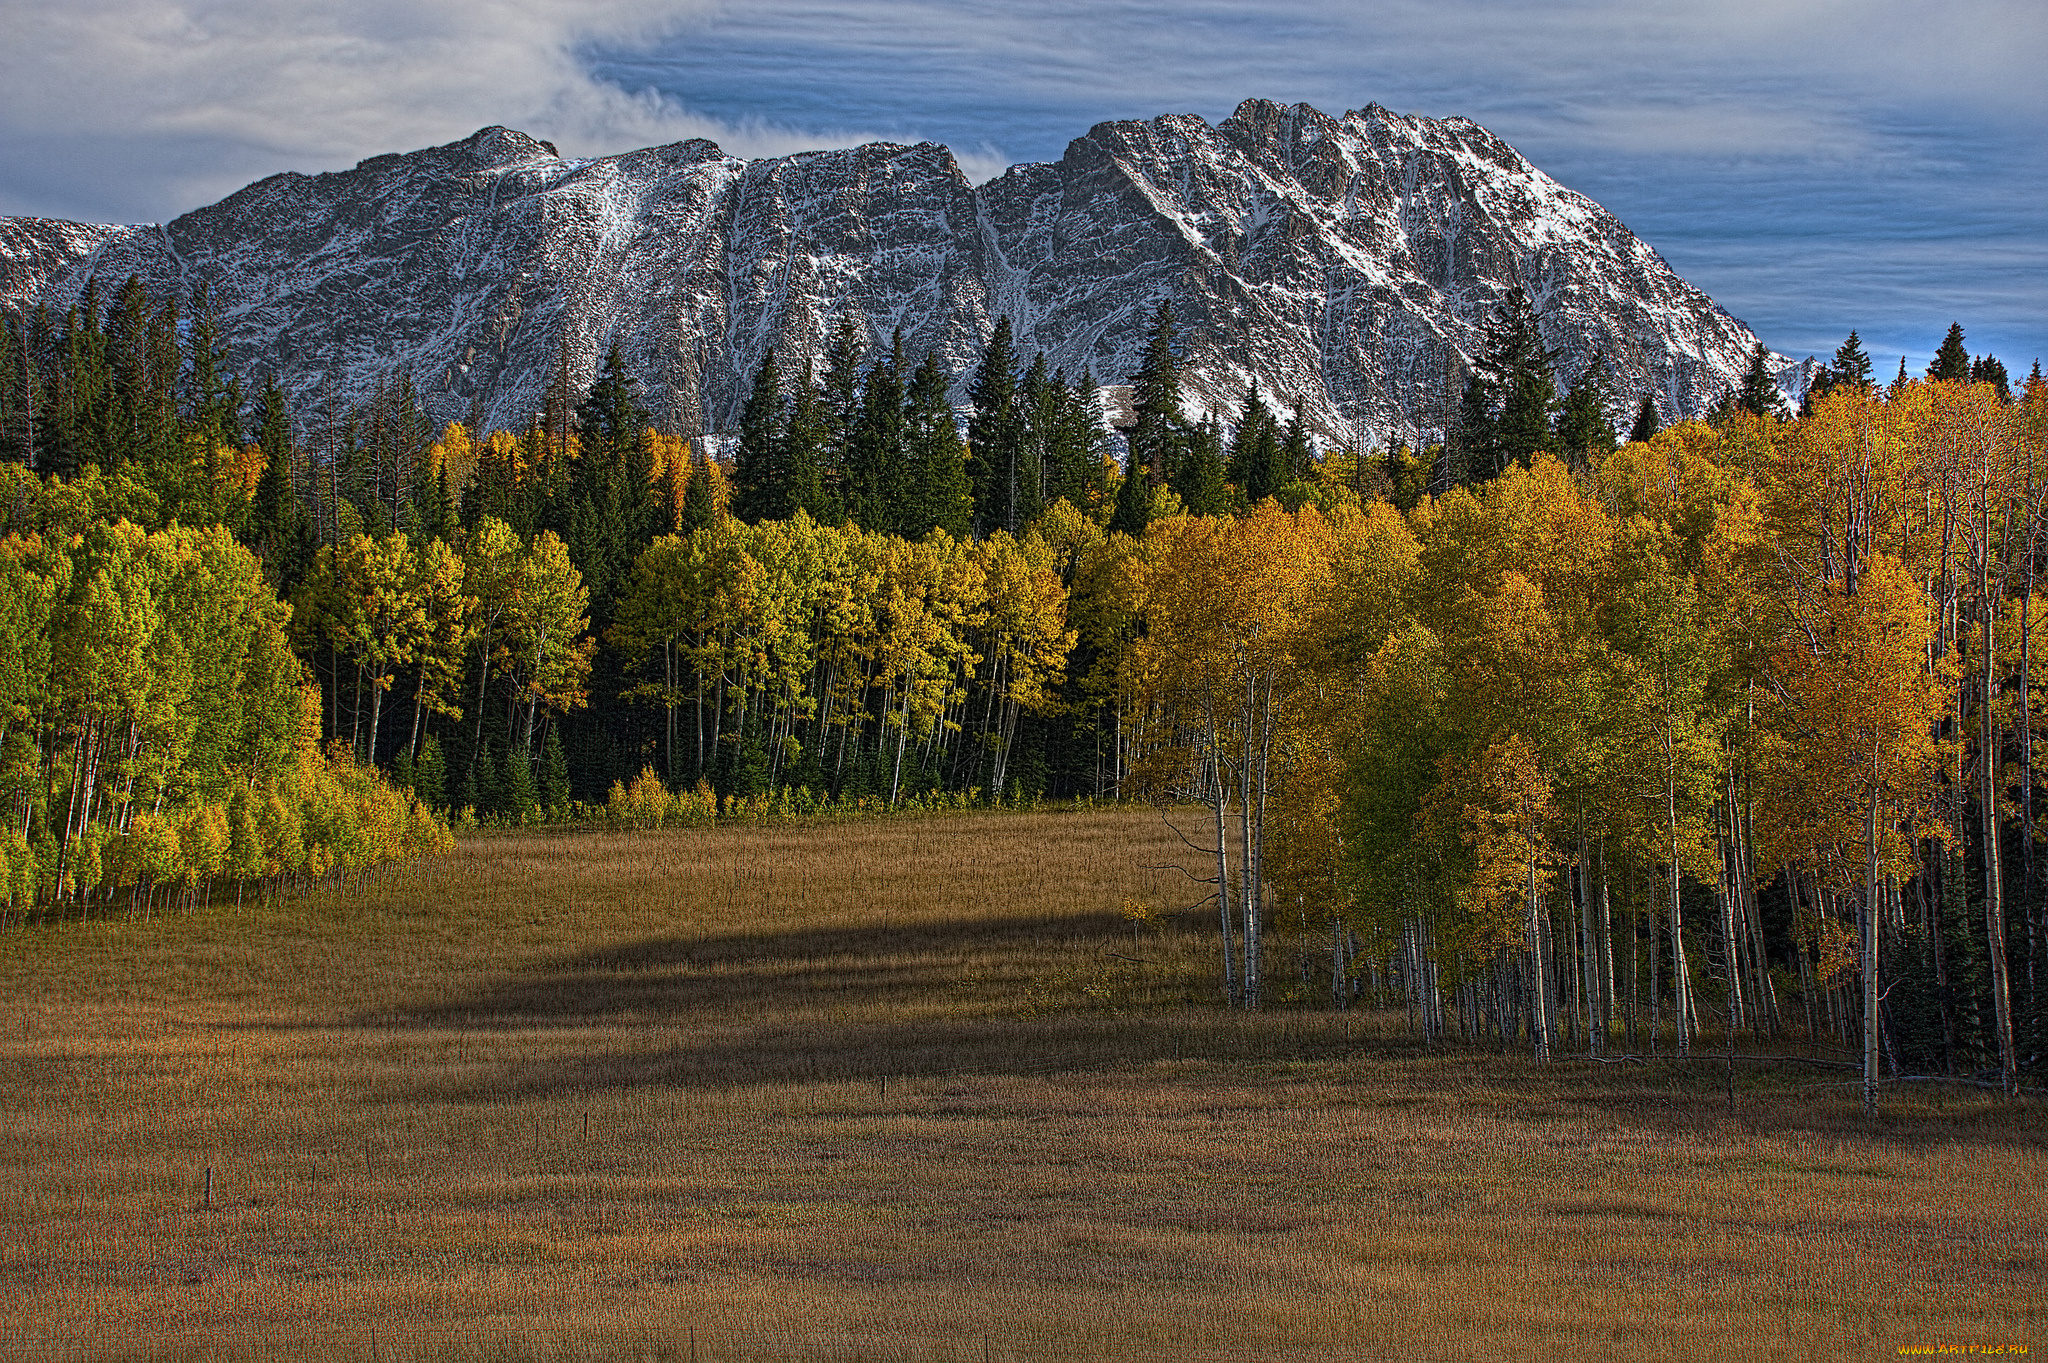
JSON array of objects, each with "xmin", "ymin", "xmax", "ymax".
[
  {"xmin": 1171, "ymin": 415, "xmax": 1231, "ymax": 515},
  {"xmin": 1553, "ymin": 354, "xmax": 1617, "ymax": 465},
  {"xmin": 1012, "ymin": 353, "xmax": 1053, "ymax": 528},
  {"xmin": 1278, "ymin": 405, "xmax": 1314, "ymax": 485},
  {"xmin": 818, "ymin": 317, "xmax": 866, "ymax": 520},
  {"xmin": 413, "ymin": 734, "xmax": 447, "ymax": 810},
  {"xmin": 1928, "ymin": 323, "xmax": 1971, "ymax": 383},
  {"xmin": 410, "ymin": 452, "xmax": 456, "ymax": 545},
  {"xmin": 1225, "ymin": 385, "xmax": 1284, "ymax": 505},
  {"xmin": 539, "ymin": 726, "xmax": 571, "ymax": 811},
  {"xmin": 1046, "ymin": 370, "xmax": 1112, "ymax": 512},
  {"xmin": 31, "ymin": 305, "xmax": 82, "ymax": 479},
  {"xmin": 1735, "ymin": 342, "xmax": 1788, "ymax": 419},
  {"xmin": 1458, "ymin": 288, "xmax": 1557, "ymax": 482},
  {"xmin": 902, "ymin": 350, "xmax": 972, "ymax": 538},
  {"xmin": 846, "ymin": 332, "xmax": 908, "ymax": 533},
  {"xmin": 967, "ymin": 316, "xmax": 1024, "ymax": 536},
  {"xmin": 1107, "ymin": 445, "xmax": 1152, "ymax": 537},
  {"xmin": 183, "ymin": 284, "xmax": 245, "ymax": 528},
  {"xmin": 0, "ymin": 317, "xmax": 25, "ymax": 465},
  {"xmin": 783, "ymin": 363, "xmax": 833, "ymax": 523},
  {"xmin": 734, "ymin": 347, "xmax": 787, "ymax": 523},
  {"xmin": 1891, "ymin": 356, "xmax": 1911, "ymax": 397},
  {"xmin": 248, "ymin": 376, "xmax": 313, "ymax": 596},
  {"xmin": 1832, "ymin": 330, "xmax": 1874, "ymax": 389},
  {"xmin": 1628, "ymin": 395, "xmax": 1661, "ymax": 444},
  {"xmin": 1970, "ymin": 355, "xmax": 2011, "ymax": 402},
  {"xmin": 680, "ymin": 452, "xmax": 718, "ymax": 535},
  {"xmin": 566, "ymin": 345, "xmax": 657, "ymax": 626},
  {"xmin": 1126, "ymin": 302, "xmax": 1186, "ymax": 494}
]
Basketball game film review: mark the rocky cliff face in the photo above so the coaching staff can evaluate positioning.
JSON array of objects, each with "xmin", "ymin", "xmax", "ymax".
[{"xmin": 0, "ymin": 100, "xmax": 1773, "ymax": 446}]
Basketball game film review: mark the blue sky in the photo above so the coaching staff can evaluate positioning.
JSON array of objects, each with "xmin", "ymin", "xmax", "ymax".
[{"xmin": 2, "ymin": 0, "xmax": 2041, "ymax": 373}]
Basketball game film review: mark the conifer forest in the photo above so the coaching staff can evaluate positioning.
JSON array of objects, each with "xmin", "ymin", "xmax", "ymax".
[{"xmin": 3, "ymin": 277, "xmax": 2046, "ymax": 1111}]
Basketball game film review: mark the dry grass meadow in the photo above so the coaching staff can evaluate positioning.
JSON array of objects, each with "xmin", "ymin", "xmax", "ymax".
[{"xmin": 1, "ymin": 805, "xmax": 2043, "ymax": 1361}]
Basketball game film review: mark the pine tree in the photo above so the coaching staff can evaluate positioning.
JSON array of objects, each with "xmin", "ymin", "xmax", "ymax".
[
  {"xmin": 818, "ymin": 316, "xmax": 865, "ymax": 516},
  {"xmin": 1459, "ymin": 288, "xmax": 1556, "ymax": 481},
  {"xmin": 1927, "ymin": 323, "xmax": 1970, "ymax": 383},
  {"xmin": 903, "ymin": 350, "xmax": 972, "ymax": 537},
  {"xmin": 1628, "ymin": 394, "xmax": 1661, "ymax": 444},
  {"xmin": 679, "ymin": 452, "xmax": 717, "ymax": 534},
  {"xmin": 846, "ymin": 332, "xmax": 907, "ymax": 533},
  {"xmin": 1969, "ymin": 354, "xmax": 2011, "ymax": 402},
  {"xmin": 734, "ymin": 347, "xmax": 786, "ymax": 522},
  {"xmin": 1126, "ymin": 302, "xmax": 1186, "ymax": 494},
  {"xmin": 1225, "ymin": 385, "xmax": 1283, "ymax": 505},
  {"xmin": 1170, "ymin": 415, "xmax": 1230, "ymax": 515},
  {"xmin": 1890, "ymin": 356, "xmax": 1911, "ymax": 397},
  {"xmin": 783, "ymin": 362, "xmax": 832, "ymax": 522},
  {"xmin": 539, "ymin": 726, "xmax": 571, "ymax": 812},
  {"xmin": 1832, "ymin": 330, "xmax": 1874, "ymax": 389},
  {"xmin": 1107, "ymin": 449, "xmax": 1152, "ymax": 537},
  {"xmin": 1553, "ymin": 354, "xmax": 1616, "ymax": 465},
  {"xmin": 1735, "ymin": 341, "xmax": 1788, "ymax": 419},
  {"xmin": 1279, "ymin": 405, "xmax": 1315, "ymax": 485},
  {"xmin": 566, "ymin": 345, "xmax": 656, "ymax": 625},
  {"xmin": 968, "ymin": 316, "xmax": 1022, "ymax": 536},
  {"xmin": 248, "ymin": 376, "xmax": 312, "ymax": 596}
]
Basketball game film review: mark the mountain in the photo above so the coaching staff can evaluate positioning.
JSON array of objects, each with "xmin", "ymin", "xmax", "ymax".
[{"xmin": 0, "ymin": 100, "xmax": 1778, "ymax": 447}]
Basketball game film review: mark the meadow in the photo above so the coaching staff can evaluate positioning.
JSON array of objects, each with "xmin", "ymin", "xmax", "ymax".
[{"xmin": 1, "ymin": 807, "xmax": 2042, "ymax": 1361}]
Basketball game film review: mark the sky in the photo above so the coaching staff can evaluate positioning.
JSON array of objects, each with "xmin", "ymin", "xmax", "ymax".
[{"xmin": 1, "ymin": 0, "xmax": 2042, "ymax": 374}]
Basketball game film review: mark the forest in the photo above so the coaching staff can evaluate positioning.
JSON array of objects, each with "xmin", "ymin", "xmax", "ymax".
[{"xmin": 0, "ymin": 277, "xmax": 2043, "ymax": 1112}]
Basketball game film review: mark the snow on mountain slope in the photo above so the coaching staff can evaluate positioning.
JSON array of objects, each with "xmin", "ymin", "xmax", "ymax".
[{"xmin": 0, "ymin": 101, "xmax": 1774, "ymax": 446}]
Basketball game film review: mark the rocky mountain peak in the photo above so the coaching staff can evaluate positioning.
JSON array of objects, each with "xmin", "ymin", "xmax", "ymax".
[{"xmin": 0, "ymin": 102, "xmax": 1777, "ymax": 447}]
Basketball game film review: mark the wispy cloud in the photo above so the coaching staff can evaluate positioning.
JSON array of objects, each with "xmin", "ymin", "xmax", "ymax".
[{"xmin": 0, "ymin": 0, "xmax": 2040, "ymax": 363}]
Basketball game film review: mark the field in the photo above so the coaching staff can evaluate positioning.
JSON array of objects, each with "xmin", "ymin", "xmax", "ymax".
[{"xmin": 1, "ymin": 806, "xmax": 2042, "ymax": 1361}]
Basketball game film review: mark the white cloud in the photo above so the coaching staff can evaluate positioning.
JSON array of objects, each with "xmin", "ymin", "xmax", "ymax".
[{"xmin": 0, "ymin": 0, "xmax": 890, "ymax": 220}]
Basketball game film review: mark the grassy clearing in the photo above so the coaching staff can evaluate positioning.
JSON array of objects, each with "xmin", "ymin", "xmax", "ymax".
[{"xmin": 1, "ymin": 807, "xmax": 2043, "ymax": 1361}]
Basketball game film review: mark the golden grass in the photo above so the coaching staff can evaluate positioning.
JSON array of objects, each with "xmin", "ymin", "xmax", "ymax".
[{"xmin": 1, "ymin": 807, "xmax": 2042, "ymax": 1361}]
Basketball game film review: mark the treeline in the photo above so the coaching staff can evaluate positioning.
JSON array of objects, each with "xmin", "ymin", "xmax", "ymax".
[
  {"xmin": 1133, "ymin": 365, "xmax": 2046, "ymax": 1115},
  {"xmin": 7, "ymin": 273, "xmax": 2047, "ymax": 1113}
]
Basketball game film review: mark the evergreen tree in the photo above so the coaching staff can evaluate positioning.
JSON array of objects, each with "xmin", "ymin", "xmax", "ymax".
[
  {"xmin": 1890, "ymin": 356, "xmax": 1911, "ymax": 397},
  {"xmin": 783, "ymin": 362, "xmax": 832, "ymax": 522},
  {"xmin": 1107, "ymin": 448, "xmax": 1152, "ymax": 537},
  {"xmin": 248, "ymin": 376, "xmax": 312, "ymax": 596},
  {"xmin": 1042, "ymin": 369, "xmax": 1106, "ymax": 512},
  {"xmin": 1458, "ymin": 288, "xmax": 1556, "ymax": 480},
  {"xmin": 1628, "ymin": 394, "xmax": 1661, "ymax": 444},
  {"xmin": 1554, "ymin": 354, "xmax": 1617, "ymax": 464},
  {"xmin": 1832, "ymin": 329, "xmax": 1874, "ymax": 389},
  {"xmin": 539, "ymin": 726, "xmax": 571, "ymax": 812},
  {"xmin": 846, "ymin": 332, "xmax": 907, "ymax": 532},
  {"xmin": 968, "ymin": 316, "xmax": 1023, "ymax": 535},
  {"xmin": 734, "ymin": 347, "xmax": 786, "ymax": 522},
  {"xmin": 1735, "ymin": 341, "xmax": 1788, "ymax": 419},
  {"xmin": 902, "ymin": 350, "xmax": 972, "ymax": 537},
  {"xmin": 1013, "ymin": 352, "xmax": 1052, "ymax": 527},
  {"xmin": 1970, "ymin": 354, "xmax": 2011, "ymax": 402},
  {"xmin": 1126, "ymin": 302, "xmax": 1186, "ymax": 493},
  {"xmin": 1225, "ymin": 385, "xmax": 1283, "ymax": 504},
  {"xmin": 1279, "ymin": 405, "xmax": 1315, "ymax": 485},
  {"xmin": 1928, "ymin": 323, "xmax": 1970, "ymax": 383},
  {"xmin": 565, "ymin": 345, "xmax": 656, "ymax": 625},
  {"xmin": 414, "ymin": 733, "xmax": 447, "ymax": 810},
  {"xmin": 818, "ymin": 316, "xmax": 866, "ymax": 515},
  {"xmin": 1170, "ymin": 415, "xmax": 1231, "ymax": 515},
  {"xmin": 679, "ymin": 452, "xmax": 717, "ymax": 535}
]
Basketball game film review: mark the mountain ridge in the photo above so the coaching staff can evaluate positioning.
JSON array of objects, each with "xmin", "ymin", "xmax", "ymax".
[{"xmin": 0, "ymin": 99, "xmax": 1782, "ymax": 446}]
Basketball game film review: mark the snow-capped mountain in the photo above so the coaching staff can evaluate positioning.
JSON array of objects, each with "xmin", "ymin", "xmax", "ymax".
[{"xmin": 0, "ymin": 100, "xmax": 1776, "ymax": 446}]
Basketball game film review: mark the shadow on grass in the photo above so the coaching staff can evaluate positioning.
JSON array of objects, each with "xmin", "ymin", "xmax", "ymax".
[{"xmin": 363, "ymin": 908, "xmax": 1133, "ymax": 1029}]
